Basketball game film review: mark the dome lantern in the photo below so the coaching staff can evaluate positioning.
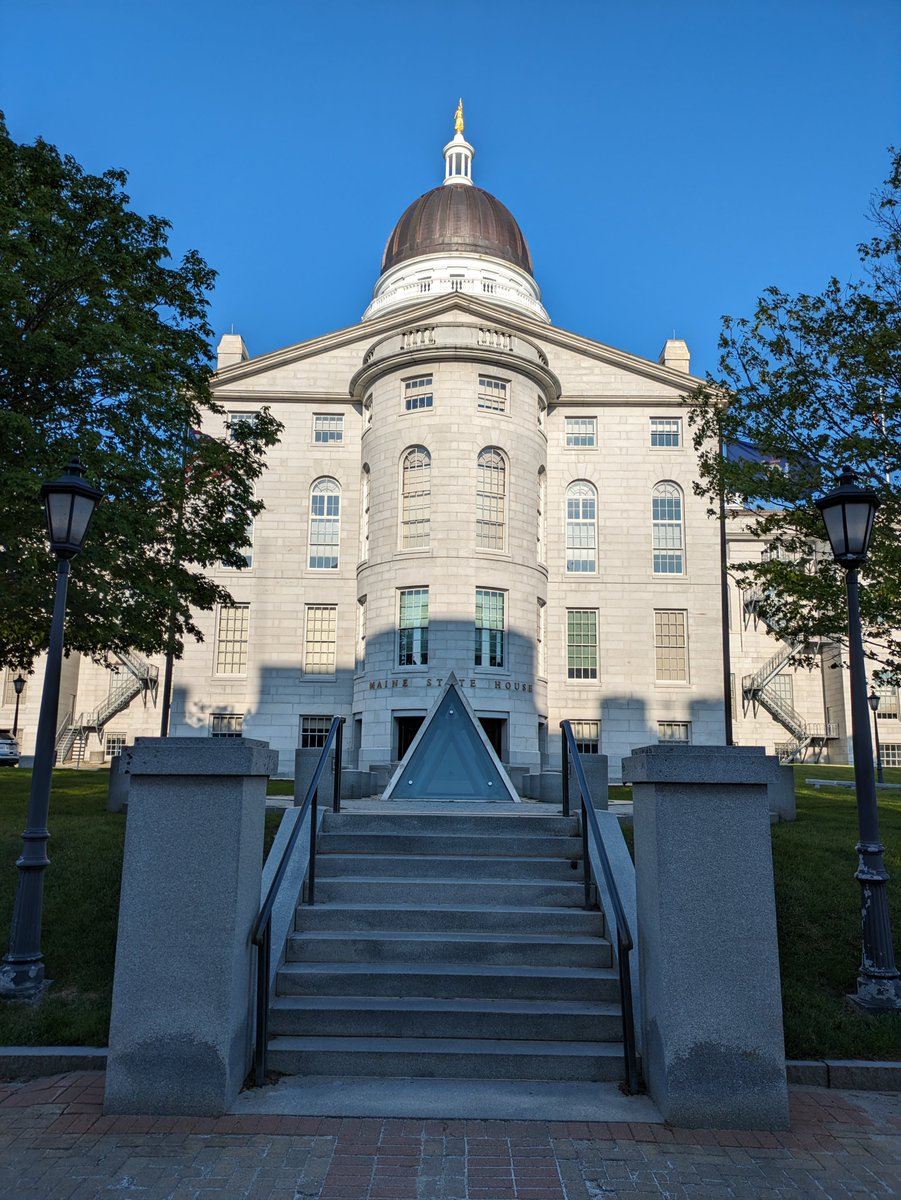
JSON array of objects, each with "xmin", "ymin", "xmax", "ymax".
[{"xmin": 443, "ymin": 99, "xmax": 474, "ymax": 186}]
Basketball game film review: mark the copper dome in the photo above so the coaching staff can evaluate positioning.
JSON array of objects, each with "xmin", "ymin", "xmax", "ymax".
[{"xmin": 382, "ymin": 186, "xmax": 534, "ymax": 277}]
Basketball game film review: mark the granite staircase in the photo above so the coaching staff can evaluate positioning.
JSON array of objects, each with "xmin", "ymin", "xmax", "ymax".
[{"xmin": 265, "ymin": 809, "xmax": 627, "ymax": 1083}]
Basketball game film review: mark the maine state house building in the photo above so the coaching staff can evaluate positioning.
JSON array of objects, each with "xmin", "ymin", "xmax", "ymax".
[{"xmin": 3, "ymin": 109, "xmax": 869, "ymax": 781}]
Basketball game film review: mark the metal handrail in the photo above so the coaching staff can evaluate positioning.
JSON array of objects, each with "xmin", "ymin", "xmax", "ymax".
[
  {"xmin": 560, "ymin": 721, "xmax": 641, "ymax": 1094},
  {"xmin": 251, "ymin": 715, "xmax": 344, "ymax": 1086}
]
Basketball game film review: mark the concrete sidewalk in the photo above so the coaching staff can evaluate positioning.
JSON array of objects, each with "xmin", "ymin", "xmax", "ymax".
[{"xmin": 0, "ymin": 1072, "xmax": 899, "ymax": 1199}]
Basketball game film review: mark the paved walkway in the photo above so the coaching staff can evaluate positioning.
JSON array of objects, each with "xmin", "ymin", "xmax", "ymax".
[{"xmin": 0, "ymin": 1072, "xmax": 898, "ymax": 1199}]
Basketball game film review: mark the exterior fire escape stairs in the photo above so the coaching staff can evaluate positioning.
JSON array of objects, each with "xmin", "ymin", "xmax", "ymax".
[
  {"xmin": 55, "ymin": 651, "xmax": 159, "ymax": 765},
  {"xmin": 742, "ymin": 588, "xmax": 837, "ymax": 764}
]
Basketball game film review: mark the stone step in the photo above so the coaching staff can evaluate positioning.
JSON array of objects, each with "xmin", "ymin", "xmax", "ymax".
[
  {"xmin": 295, "ymin": 902, "xmax": 605, "ymax": 937},
  {"xmin": 286, "ymin": 929, "xmax": 612, "ymax": 968},
  {"xmin": 318, "ymin": 832, "xmax": 584, "ymax": 858},
  {"xmin": 313, "ymin": 877, "xmax": 584, "ymax": 907},
  {"xmin": 277, "ymin": 961, "xmax": 620, "ymax": 1002},
  {"xmin": 266, "ymin": 1035, "xmax": 625, "ymax": 1082},
  {"xmin": 322, "ymin": 812, "xmax": 580, "ymax": 837},
  {"xmin": 316, "ymin": 853, "xmax": 584, "ymax": 882},
  {"xmin": 268, "ymin": 994, "xmax": 623, "ymax": 1042}
]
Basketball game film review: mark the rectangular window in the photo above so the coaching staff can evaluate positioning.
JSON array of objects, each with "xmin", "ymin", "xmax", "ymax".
[
  {"xmin": 398, "ymin": 588, "xmax": 429, "ymax": 666},
  {"xmin": 227, "ymin": 411, "xmax": 255, "ymax": 440},
  {"xmin": 404, "ymin": 376, "xmax": 433, "ymax": 411},
  {"xmin": 567, "ymin": 610, "xmax": 598, "ymax": 680},
  {"xmin": 478, "ymin": 376, "xmax": 508, "ymax": 413},
  {"xmin": 768, "ymin": 673, "xmax": 794, "ymax": 707},
  {"xmin": 314, "ymin": 413, "xmax": 344, "ymax": 444},
  {"xmin": 104, "ymin": 732, "xmax": 127, "ymax": 758},
  {"xmin": 357, "ymin": 596, "xmax": 366, "ymax": 674},
  {"xmin": 571, "ymin": 720, "xmax": 600, "ymax": 755},
  {"xmin": 210, "ymin": 714, "xmax": 243, "ymax": 738},
  {"xmin": 655, "ymin": 610, "xmax": 688, "ymax": 682},
  {"xmin": 730, "ymin": 673, "xmax": 737, "ymax": 721},
  {"xmin": 3, "ymin": 669, "xmax": 26, "ymax": 707},
  {"xmin": 875, "ymin": 681, "xmax": 899, "ymax": 720},
  {"xmin": 304, "ymin": 605, "xmax": 337, "ymax": 675},
  {"xmin": 565, "ymin": 416, "xmax": 597, "ymax": 447},
  {"xmin": 537, "ymin": 599, "xmax": 546, "ymax": 678},
  {"xmin": 658, "ymin": 721, "xmax": 691, "ymax": 743},
  {"xmin": 650, "ymin": 417, "xmax": 682, "ymax": 447},
  {"xmin": 215, "ymin": 605, "xmax": 250, "ymax": 675},
  {"xmin": 881, "ymin": 743, "xmax": 901, "ymax": 767},
  {"xmin": 301, "ymin": 715, "xmax": 333, "ymax": 749},
  {"xmin": 474, "ymin": 589, "xmax": 505, "ymax": 668}
]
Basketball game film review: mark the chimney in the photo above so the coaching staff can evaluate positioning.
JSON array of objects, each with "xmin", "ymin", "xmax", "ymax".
[
  {"xmin": 658, "ymin": 338, "xmax": 691, "ymax": 374},
  {"xmin": 216, "ymin": 333, "xmax": 250, "ymax": 371}
]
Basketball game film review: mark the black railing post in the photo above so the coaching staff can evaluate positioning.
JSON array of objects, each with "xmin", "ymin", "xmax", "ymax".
[
  {"xmin": 582, "ymin": 794, "xmax": 592, "ymax": 910},
  {"xmin": 561, "ymin": 731, "xmax": 570, "ymax": 817},
  {"xmin": 254, "ymin": 918, "xmax": 271, "ymax": 1086},
  {"xmin": 333, "ymin": 720, "xmax": 344, "ymax": 813},
  {"xmin": 308, "ymin": 787, "xmax": 318, "ymax": 905}
]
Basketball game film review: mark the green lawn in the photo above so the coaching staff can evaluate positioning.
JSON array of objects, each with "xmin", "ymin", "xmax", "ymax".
[{"xmin": 0, "ymin": 764, "xmax": 898, "ymax": 1058}]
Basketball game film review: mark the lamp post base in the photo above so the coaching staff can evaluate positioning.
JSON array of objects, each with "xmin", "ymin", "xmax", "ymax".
[
  {"xmin": 847, "ymin": 977, "xmax": 901, "ymax": 1014},
  {"xmin": 0, "ymin": 960, "xmax": 48, "ymax": 1003}
]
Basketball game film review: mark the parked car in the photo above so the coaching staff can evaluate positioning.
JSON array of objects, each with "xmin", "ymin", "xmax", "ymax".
[{"xmin": 0, "ymin": 733, "xmax": 20, "ymax": 767}]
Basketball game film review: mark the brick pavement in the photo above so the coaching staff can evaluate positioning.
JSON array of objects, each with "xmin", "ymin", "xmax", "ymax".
[{"xmin": 0, "ymin": 1072, "xmax": 898, "ymax": 1199}]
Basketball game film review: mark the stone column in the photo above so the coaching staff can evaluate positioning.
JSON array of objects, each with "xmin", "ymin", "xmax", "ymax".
[
  {"xmin": 104, "ymin": 737, "xmax": 278, "ymax": 1116},
  {"xmin": 623, "ymin": 744, "xmax": 789, "ymax": 1129}
]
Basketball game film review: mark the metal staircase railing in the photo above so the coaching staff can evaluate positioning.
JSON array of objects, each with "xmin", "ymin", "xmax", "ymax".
[
  {"xmin": 752, "ymin": 684, "xmax": 808, "ymax": 742},
  {"xmin": 54, "ymin": 651, "xmax": 159, "ymax": 764}
]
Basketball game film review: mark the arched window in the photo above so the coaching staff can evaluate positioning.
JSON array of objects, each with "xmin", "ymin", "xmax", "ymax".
[
  {"xmin": 652, "ymin": 481, "xmax": 684, "ymax": 574},
  {"xmin": 308, "ymin": 477, "xmax": 341, "ymax": 569},
  {"xmin": 360, "ymin": 465, "xmax": 370, "ymax": 561},
  {"xmin": 477, "ymin": 448, "xmax": 506, "ymax": 550},
  {"xmin": 566, "ymin": 481, "xmax": 597, "ymax": 573},
  {"xmin": 401, "ymin": 447, "xmax": 431, "ymax": 548},
  {"xmin": 537, "ymin": 468, "xmax": 546, "ymax": 563}
]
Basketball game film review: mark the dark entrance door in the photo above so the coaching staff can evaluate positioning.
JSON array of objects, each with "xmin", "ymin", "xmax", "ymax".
[
  {"xmin": 396, "ymin": 716, "xmax": 424, "ymax": 759},
  {"xmin": 478, "ymin": 718, "xmax": 505, "ymax": 760}
]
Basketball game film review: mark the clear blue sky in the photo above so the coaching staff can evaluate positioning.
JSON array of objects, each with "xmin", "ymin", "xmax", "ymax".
[{"xmin": 3, "ymin": 0, "xmax": 899, "ymax": 377}]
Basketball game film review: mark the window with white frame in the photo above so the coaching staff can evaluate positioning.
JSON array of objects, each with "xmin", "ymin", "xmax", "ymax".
[
  {"xmin": 222, "ymin": 488, "xmax": 253, "ymax": 570},
  {"xmin": 565, "ymin": 416, "xmax": 597, "ymax": 447},
  {"xmin": 364, "ymin": 394, "xmax": 373, "ymax": 429},
  {"xmin": 537, "ymin": 396, "xmax": 546, "ymax": 431},
  {"xmin": 768, "ymin": 673, "xmax": 794, "ymax": 707},
  {"xmin": 571, "ymin": 721, "xmax": 600, "ymax": 754},
  {"xmin": 308, "ymin": 477, "xmax": 341, "ymax": 569},
  {"xmin": 210, "ymin": 714, "xmax": 243, "ymax": 738},
  {"xmin": 881, "ymin": 743, "xmax": 901, "ymax": 767},
  {"xmin": 227, "ymin": 411, "xmax": 255, "ymax": 440},
  {"xmin": 398, "ymin": 588, "xmax": 429, "ymax": 667},
  {"xmin": 566, "ymin": 481, "xmax": 597, "ymax": 573},
  {"xmin": 875, "ymin": 681, "xmax": 899, "ymax": 720},
  {"xmin": 304, "ymin": 606, "xmax": 337, "ymax": 675},
  {"xmin": 360, "ymin": 465, "xmax": 370, "ymax": 560},
  {"xmin": 652, "ymin": 481, "xmax": 684, "ymax": 575},
  {"xmin": 104, "ymin": 732, "xmax": 127, "ymax": 757},
  {"xmin": 650, "ymin": 417, "xmax": 682, "ymax": 448},
  {"xmin": 476, "ymin": 448, "xmax": 506, "ymax": 550},
  {"xmin": 301, "ymin": 716, "xmax": 333, "ymax": 749},
  {"xmin": 357, "ymin": 596, "xmax": 366, "ymax": 674},
  {"xmin": 537, "ymin": 469, "xmax": 546, "ymax": 563},
  {"xmin": 474, "ymin": 590, "xmax": 505, "ymax": 668},
  {"xmin": 404, "ymin": 376, "xmax": 433, "ymax": 411},
  {"xmin": 658, "ymin": 721, "xmax": 691, "ymax": 743},
  {"xmin": 2, "ymin": 669, "xmax": 25, "ymax": 706},
  {"xmin": 215, "ymin": 605, "xmax": 249, "ymax": 675},
  {"xmin": 478, "ymin": 376, "xmax": 508, "ymax": 413},
  {"xmin": 655, "ymin": 610, "xmax": 688, "ymax": 682},
  {"xmin": 537, "ymin": 598, "xmax": 546, "ymax": 678},
  {"xmin": 567, "ymin": 610, "xmax": 598, "ymax": 680},
  {"xmin": 401, "ymin": 447, "xmax": 431, "ymax": 548},
  {"xmin": 314, "ymin": 413, "xmax": 344, "ymax": 444}
]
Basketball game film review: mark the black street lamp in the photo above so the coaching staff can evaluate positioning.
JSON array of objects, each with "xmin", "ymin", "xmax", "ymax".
[
  {"xmin": 868, "ymin": 689, "xmax": 885, "ymax": 786},
  {"xmin": 0, "ymin": 463, "xmax": 102, "ymax": 1001},
  {"xmin": 815, "ymin": 466, "xmax": 901, "ymax": 1011},
  {"xmin": 11, "ymin": 676, "xmax": 25, "ymax": 740}
]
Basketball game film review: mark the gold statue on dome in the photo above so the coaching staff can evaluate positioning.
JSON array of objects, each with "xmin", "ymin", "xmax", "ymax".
[{"xmin": 454, "ymin": 98, "xmax": 464, "ymax": 134}]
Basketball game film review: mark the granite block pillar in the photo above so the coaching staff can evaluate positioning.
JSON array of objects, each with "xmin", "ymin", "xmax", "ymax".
[
  {"xmin": 104, "ymin": 737, "xmax": 278, "ymax": 1116},
  {"xmin": 623, "ymin": 744, "xmax": 789, "ymax": 1129}
]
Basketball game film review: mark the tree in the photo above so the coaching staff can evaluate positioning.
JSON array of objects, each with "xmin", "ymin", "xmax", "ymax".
[
  {"xmin": 0, "ymin": 114, "xmax": 282, "ymax": 670},
  {"xmin": 688, "ymin": 147, "xmax": 901, "ymax": 679}
]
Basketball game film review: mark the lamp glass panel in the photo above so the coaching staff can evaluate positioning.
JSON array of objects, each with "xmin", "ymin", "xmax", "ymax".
[
  {"xmin": 45, "ymin": 491, "xmax": 74, "ymax": 544},
  {"xmin": 69, "ymin": 494, "xmax": 96, "ymax": 546},
  {"xmin": 821, "ymin": 503, "xmax": 850, "ymax": 559}
]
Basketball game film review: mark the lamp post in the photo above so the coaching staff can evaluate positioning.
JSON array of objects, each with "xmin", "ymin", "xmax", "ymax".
[
  {"xmin": 0, "ymin": 463, "xmax": 102, "ymax": 1001},
  {"xmin": 11, "ymin": 676, "xmax": 25, "ymax": 740},
  {"xmin": 815, "ymin": 466, "xmax": 901, "ymax": 1011},
  {"xmin": 868, "ymin": 689, "xmax": 885, "ymax": 785}
]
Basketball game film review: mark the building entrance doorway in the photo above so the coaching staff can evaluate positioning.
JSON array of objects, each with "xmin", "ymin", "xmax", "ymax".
[
  {"xmin": 395, "ymin": 716, "xmax": 424, "ymax": 760},
  {"xmin": 478, "ymin": 718, "xmax": 505, "ymax": 760}
]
